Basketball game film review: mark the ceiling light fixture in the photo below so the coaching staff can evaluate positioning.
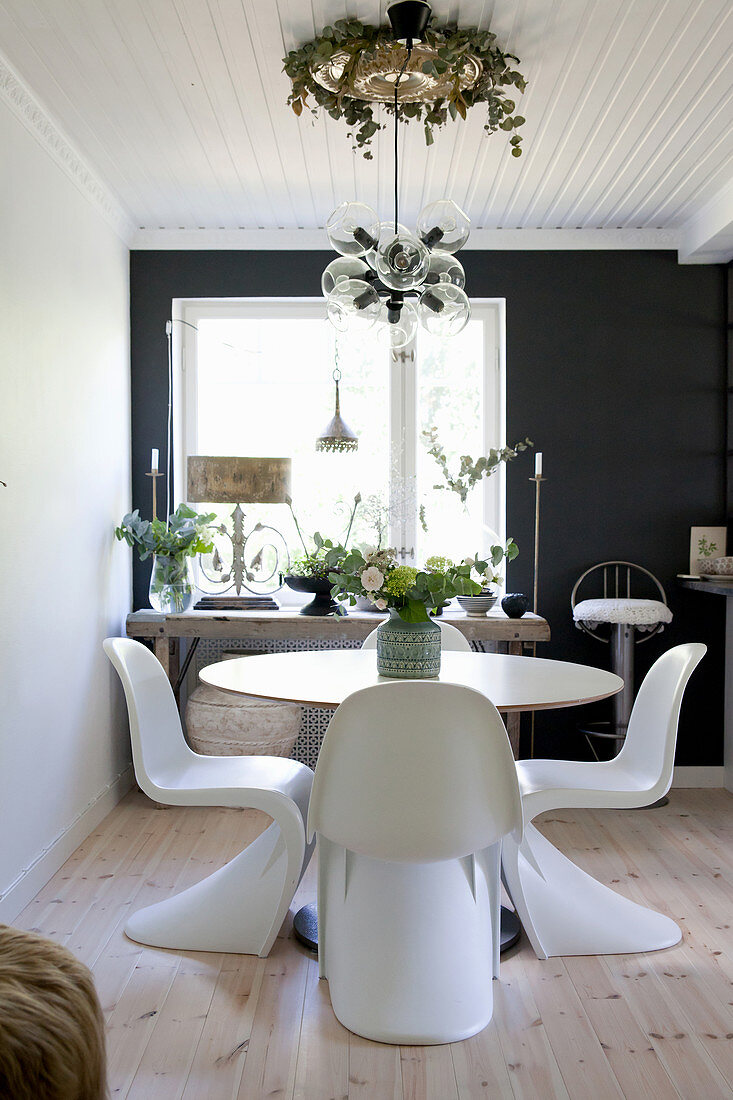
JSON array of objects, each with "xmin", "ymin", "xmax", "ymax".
[
  {"xmin": 321, "ymin": 1, "xmax": 471, "ymax": 342},
  {"xmin": 315, "ymin": 339, "xmax": 359, "ymax": 452}
]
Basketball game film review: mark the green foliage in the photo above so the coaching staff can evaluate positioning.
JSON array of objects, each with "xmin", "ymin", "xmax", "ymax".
[
  {"xmin": 283, "ymin": 19, "xmax": 527, "ymax": 157},
  {"xmin": 423, "ymin": 427, "xmax": 533, "ymax": 504},
  {"xmin": 285, "ymin": 495, "xmax": 361, "ymax": 567},
  {"xmin": 289, "ymin": 535, "xmax": 340, "ymax": 579},
  {"xmin": 468, "ymin": 539, "xmax": 518, "ymax": 589},
  {"xmin": 115, "ymin": 504, "xmax": 216, "ymax": 563},
  {"xmin": 698, "ymin": 536, "xmax": 718, "ymax": 557}
]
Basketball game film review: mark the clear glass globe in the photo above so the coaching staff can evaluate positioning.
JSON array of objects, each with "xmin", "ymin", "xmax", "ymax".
[
  {"xmin": 424, "ymin": 252, "xmax": 466, "ymax": 289},
  {"xmin": 375, "ymin": 230, "xmax": 430, "ymax": 291},
  {"xmin": 364, "ymin": 223, "xmax": 410, "ymax": 271},
  {"xmin": 326, "ymin": 202, "xmax": 380, "ymax": 257},
  {"xmin": 326, "ymin": 278, "xmax": 381, "ymax": 332},
  {"xmin": 416, "ymin": 199, "xmax": 471, "ymax": 253},
  {"xmin": 417, "ymin": 284, "xmax": 471, "ymax": 337},
  {"xmin": 321, "ymin": 256, "xmax": 370, "ymax": 297},
  {"xmin": 376, "ymin": 300, "xmax": 417, "ymax": 349}
]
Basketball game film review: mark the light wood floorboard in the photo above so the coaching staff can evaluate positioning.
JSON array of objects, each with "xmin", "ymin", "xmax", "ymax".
[{"xmin": 13, "ymin": 788, "xmax": 733, "ymax": 1099}]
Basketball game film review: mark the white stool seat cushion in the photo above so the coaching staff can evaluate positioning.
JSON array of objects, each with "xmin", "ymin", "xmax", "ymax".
[{"xmin": 573, "ymin": 598, "xmax": 672, "ymax": 630}]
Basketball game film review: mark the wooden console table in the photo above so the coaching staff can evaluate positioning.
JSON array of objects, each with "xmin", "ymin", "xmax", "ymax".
[{"xmin": 126, "ymin": 607, "xmax": 550, "ymax": 754}]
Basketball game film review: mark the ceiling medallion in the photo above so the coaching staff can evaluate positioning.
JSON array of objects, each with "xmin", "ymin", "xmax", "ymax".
[{"xmin": 311, "ymin": 44, "xmax": 482, "ymax": 105}]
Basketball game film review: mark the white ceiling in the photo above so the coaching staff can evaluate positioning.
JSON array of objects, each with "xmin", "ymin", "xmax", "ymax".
[{"xmin": 1, "ymin": 0, "xmax": 732, "ymax": 259}]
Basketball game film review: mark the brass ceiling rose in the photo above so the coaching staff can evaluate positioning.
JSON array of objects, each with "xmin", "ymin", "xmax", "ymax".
[{"xmin": 311, "ymin": 43, "xmax": 482, "ymax": 104}]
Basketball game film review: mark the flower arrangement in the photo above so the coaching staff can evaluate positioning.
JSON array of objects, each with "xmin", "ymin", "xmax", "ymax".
[
  {"xmin": 115, "ymin": 504, "xmax": 216, "ymax": 562},
  {"xmin": 283, "ymin": 19, "xmax": 526, "ymax": 158},
  {"xmin": 325, "ymin": 544, "xmax": 489, "ymax": 622}
]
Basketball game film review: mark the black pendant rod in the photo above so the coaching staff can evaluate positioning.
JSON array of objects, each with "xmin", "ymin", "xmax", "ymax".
[{"xmin": 393, "ymin": 45, "xmax": 412, "ymax": 234}]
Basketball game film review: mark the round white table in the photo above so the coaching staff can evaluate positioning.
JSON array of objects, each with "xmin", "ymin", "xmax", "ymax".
[
  {"xmin": 200, "ymin": 650, "xmax": 623, "ymax": 712},
  {"xmin": 200, "ymin": 650, "xmax": 623, "ymax": 953}
]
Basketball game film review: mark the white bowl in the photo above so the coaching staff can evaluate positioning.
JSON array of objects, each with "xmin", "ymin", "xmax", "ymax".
[
  {"xmin": 713, "ymin": 556, "xmax": 733, "ymax": 575},
  {"xmin": 456, "ymin": 593, "xmax": 498, "ymax": 617}
]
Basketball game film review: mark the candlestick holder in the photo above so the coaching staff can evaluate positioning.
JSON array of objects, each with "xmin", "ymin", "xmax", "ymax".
[
  {"xmin": 145, "ymin": 469, "xmax": 164, "ymax": 521},
  {"xmin": 529, "ymin": 474, "xmax": 546, "ymax": 615},
  {"xmin": 529, "ymin": 473, "xmax": 546, "ymax": 757}
]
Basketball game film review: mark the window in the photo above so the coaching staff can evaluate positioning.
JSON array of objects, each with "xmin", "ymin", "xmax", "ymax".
[{"xmin": 173, "ymin": 298, "xmax": 505, "ymax": 585}]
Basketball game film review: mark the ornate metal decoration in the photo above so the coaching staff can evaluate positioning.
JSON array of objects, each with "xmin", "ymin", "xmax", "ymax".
[{"xmin": 311, "ymin": 44, "xmax": 481, "ymax": 103}]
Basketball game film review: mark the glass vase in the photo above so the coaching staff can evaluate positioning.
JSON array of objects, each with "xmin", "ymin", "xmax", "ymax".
[
  {"xmin": 376, "ymin": 609, "xmax": 441, "ymax": 678},
  {"xmin": 149, "ymin": 554, "xmax": 195, "ymax": 613}
]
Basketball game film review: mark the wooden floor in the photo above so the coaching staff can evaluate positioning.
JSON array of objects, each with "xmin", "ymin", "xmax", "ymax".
[{"xmin": 15, "ymin": 788, "xmax": 733, "ymax": 1099}]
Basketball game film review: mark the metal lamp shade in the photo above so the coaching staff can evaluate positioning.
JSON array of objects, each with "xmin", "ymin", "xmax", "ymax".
[{"xmin": 315, "ymin": 379, "xmax": 358, "ymax": 452}]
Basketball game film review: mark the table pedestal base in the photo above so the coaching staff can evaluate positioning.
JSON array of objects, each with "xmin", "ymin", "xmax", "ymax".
[{"xmin": 293, "ymin": 903, "xmax": 522, "ymax": 954}]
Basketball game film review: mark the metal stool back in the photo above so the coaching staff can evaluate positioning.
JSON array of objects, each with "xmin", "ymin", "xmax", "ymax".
[{"xmin": 571, "ymin": 561, "xmax": 669, "ymax": 751}]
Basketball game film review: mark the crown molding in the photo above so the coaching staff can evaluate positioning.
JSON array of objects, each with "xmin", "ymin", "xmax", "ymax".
[
  {"xmin": 130, "ymin": 225, "xmax": 683, "ymax": 254},
  {"xmin": 0, "ymin": 51, "xmax": 134, "ymax": 245},
  {"xmin": 678, "ymin": 178, "xmax": 733, "ymax": 265}
]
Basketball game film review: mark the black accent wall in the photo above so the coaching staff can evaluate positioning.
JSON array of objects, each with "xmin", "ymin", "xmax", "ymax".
[{"xmin": 130, "ymin": 249, "xmax": 727, "ymax": 765}]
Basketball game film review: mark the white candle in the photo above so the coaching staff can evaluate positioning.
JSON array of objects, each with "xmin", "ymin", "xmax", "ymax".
[
  {"xmin": 534, "ymin": 452, "xmax": 543, "ymax": 477},
  {"xmin": 151, "ymin": 448, "xmax": 159, "ymax": 473}
]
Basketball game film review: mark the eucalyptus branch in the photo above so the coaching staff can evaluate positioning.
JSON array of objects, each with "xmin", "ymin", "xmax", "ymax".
[{"xmin": 423, "ymin": 427, "xmax": 533, "ymax": 504}]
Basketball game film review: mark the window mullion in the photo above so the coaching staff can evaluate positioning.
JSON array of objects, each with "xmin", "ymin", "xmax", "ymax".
[{"xmin": 388, "ymin": 329, "xmax": 417, "ymax": 563}]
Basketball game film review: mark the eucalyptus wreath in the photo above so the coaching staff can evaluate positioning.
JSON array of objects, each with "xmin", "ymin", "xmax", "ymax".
[{"xmin": 283, "ymin": 19, "xmax": 526, "ymax": 159}]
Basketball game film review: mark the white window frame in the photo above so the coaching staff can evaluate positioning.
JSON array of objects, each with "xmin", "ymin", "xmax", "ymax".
[{"xmin": 171, "ymin": 297, "xmax": 506, "ymax": 561}]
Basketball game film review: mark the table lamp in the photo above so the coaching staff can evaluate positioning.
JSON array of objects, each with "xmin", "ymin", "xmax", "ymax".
[{"xmin": 187, "ymin": 456, "xmax": 292, "ymax": 610}]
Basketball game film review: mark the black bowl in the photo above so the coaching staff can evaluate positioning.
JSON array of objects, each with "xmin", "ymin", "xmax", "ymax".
[{"xmin": 283, "ymin": 574, "xmax": 344, "ymax": 616}]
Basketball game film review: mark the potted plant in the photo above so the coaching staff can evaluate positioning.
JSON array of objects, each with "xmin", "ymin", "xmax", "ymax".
[
  {"xmin": 456, "ymin": 540, "xmax": 519, "ymax": 616},
  {"xmin": 115, "ymin": 504, "xmax": 216, "ymax": 613},
  {"xmin": 284, "ymin": 537, "xmax": 345, "ymax": 616},
  {"xmin": 326, "ymin": 545, "xmax": 482, "ymax": 677},
  {"xmin": 282, "ymin": 495, "xmax": 361, "ymax": 615}
]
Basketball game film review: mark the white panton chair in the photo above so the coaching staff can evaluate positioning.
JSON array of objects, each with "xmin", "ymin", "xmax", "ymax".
[
  {"xmin": 104, "ymin": 638, "xmax": 314, "ymax": 957},
  {"xmin": 361, "ymin": 618, "xmax": 471, "ymax": 651},
  {"xmin": 307, "ymin": 680, "xmax": 522, "ymax": 1045},
  {"xmin": 502, "ymin": 643, "xmax": 706, "ymax": 959}
]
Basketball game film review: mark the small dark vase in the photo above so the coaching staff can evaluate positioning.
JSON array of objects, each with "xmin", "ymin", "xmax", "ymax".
[
  {"xmin": 284, "ymin": 575, "xmax": 343, "ymax": 616},
  {"xmin": 502, "ymin": 592, "xmax": 530, "ymax": 618}
]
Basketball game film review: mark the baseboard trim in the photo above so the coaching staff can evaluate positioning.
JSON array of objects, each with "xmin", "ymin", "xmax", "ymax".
[
  {"xmin": 672, "ymin": 766, "xmax": 725, "ymax": 788},
  {"xmin": 0, "ymin": 765, "xmax": 134, "ymax": 923}
]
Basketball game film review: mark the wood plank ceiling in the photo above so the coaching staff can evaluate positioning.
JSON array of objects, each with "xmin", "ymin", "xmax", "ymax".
[{"xmin": 0, "ymin": 0, "xmax": 731, "ymax": 256}]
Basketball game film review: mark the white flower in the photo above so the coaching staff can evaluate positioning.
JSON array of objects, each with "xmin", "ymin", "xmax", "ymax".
[
  {"xmin": 464, "ymin": 555, "xmax": 475, "ymax": 568},
  {"xmin": 363, "ymin": 545, "xmax": 378, "ymax": 560},
  {"xmin": 361, "ymin": 566, "xmax": 384, "ymax": 592},
  {"xmin": 374, "ymin": 597, "xmax": 387, "ymax": 610}
]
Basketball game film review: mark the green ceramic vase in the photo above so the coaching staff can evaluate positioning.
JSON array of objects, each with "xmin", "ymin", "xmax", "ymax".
[{"xmin": 376, "ymin": 609, "xmax": 441, "ymax": 678}]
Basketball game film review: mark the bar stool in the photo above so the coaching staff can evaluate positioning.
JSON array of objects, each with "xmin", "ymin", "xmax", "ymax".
[{"xmin": 571, "ymin": 561, "xmax": 672, "ymax": 755}]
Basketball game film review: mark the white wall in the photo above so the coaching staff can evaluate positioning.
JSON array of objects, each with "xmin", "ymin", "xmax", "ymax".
[{"xmin": 0, "ymin": 96, "xmax": 132, "ymax": 919}]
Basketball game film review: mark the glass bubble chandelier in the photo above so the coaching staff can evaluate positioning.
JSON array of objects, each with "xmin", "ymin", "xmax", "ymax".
[{"xmin": 321, "ymin": 1, "xmax": 471, "ymax": 345}]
